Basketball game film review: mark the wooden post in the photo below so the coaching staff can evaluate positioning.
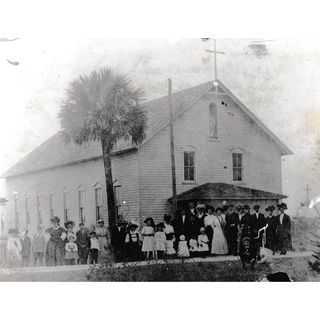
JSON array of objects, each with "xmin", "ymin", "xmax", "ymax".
[{"xmin": 168, "ymin": 79, "xmax": 177, "ymax": 215}]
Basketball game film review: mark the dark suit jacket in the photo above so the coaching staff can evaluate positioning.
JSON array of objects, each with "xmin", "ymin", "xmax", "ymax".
[
  {"xmin": 250, "ymin": 213, "xmax": 266, "ymax": 237},
  {"xmin": 173, "ymin": 214, "xmax": 193, "ymax": 238},
  {"xmin": 275, "ymin": 214, "xmax": 291, "ymax": 232},
  {"xmin": 111, "ymin": 225, "xmax": 127, "ymax": 249},
  {"xmin": 225, "ymin": 212, "xmax": 240, "ymax": 234}
]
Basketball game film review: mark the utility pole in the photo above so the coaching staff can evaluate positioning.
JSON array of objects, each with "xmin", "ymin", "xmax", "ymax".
[{"xmin": 168, "ymin": 78, "xmax": 177, "ymax": 215}]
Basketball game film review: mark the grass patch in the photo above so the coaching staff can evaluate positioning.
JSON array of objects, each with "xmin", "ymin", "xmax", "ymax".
[{"xmin": 87, "ymin": 260, "xmax": 271, "ymax": 282}]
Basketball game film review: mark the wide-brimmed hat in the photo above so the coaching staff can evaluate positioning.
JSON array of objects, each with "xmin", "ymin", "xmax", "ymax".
[
  {"xmin": 64, "ymin": 220, "xmax": 74, "ymax": 228},
  {"xmin": 196, "ymin": 203, "xmax": 206, "ymax": 209},
  {"xmin": 50, "ymin": 216, "xmax": 60, "ymax": 224},
  {"xmin": 144, "ymin": 217, "xmax": 154, "ymax": 225},
  {"xmin": 278, "ymin": 203, "xmax": 288, "ymax": 210},
  {"xmin": 253, "ymin": 204, "xmax": 260, "ymax": 209},
  {"xmin": 243, "ymin": 204, "xmax": 250, "ymax": 210},
  {"xmin": 97, "ymin": 219, "xmax": 104, "ymax": 224}
]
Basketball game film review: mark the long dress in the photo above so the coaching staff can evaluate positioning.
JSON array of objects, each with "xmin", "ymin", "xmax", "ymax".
[
  {"xmin": 7, "ymin": 236, "xmax": 22, "ymax": 268},
  {"xmin": 164, "ymin": 223, "xmax": 176, "ymax": 255},
  {"xmin": 95, "ymin": 226, "xmax": 112, "ymax": 263},
  {"xmin": 46, "ymin": 226, "xmax": 66, "ymax": 266},
  {"xmin": 141, "ymin": 226, "xmax": 155, "ymax": 252},
  {"xmin": 210, "ymin": 215, "xmax": 228, "ymax": 255}
]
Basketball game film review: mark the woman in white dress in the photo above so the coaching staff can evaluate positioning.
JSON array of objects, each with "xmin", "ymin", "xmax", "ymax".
[{"xmin": 210, "ymin": 208, "xmax": 228, "ymax": 255}]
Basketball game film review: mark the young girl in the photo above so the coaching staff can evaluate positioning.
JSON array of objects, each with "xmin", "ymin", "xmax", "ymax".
[
  {"xmin": 177, "ymin": 234, "xmax": 190, "ymax": 258},
  {"xmin": 189, "ymin": 238, "xmax": 198, "ymax": 257},
  {"xmin": 89, "ymin": 231, "xmax": 99, "ymax": 264},
  {"xmin": 65, "ymin": 233, "xmax": 78, "ymax": 265},
  {"xmin": 125, "ymin": 223, "xmax": 140, "ymax": 261},
  {"xmin": 154, "ymin": 223, "xmax": 166, "ymax": 260},
  {"xmin": 198, "ymin": 227, "xmax": 209, "ymax": 257},
  {"xmin": 141, "ymin": 217, "xmax": 155, "ymax": 260},
  {"xmin": 163, "ymin": 214, "xmax": 176, "ymax": 257}
]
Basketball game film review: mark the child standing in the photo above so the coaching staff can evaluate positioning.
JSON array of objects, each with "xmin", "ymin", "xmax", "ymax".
[
  {"xmin": 163, "ymin": 215, "xmax": 176, "ymax": 257},
  {"xmin": 189, "ymin": 238, "xmax": 198, "ymax": 257},
  {"xmin": 65, "ymin": 234, "xmax": 78, "ymax": 265},
  {"xmin": 89, "ymin": 231, "xmax": 100, "ymax": 264},
  {"xmin": 177, "ymin": 234, "xmax": 190, "ymax": 258},
  {"xmin": 124, "ymin": 223, "xmax": 140, "ymax": 261},
  {"xmin": 198, "ymin": 227, "xmax": 209, "ymax": 257},
  {"xmin": 154, "ymin": 223, "xmax": 166, "ymax": 260},
  {"xmin": 141, "ymin": 217, "xmax": 155, "ymax": 260}
]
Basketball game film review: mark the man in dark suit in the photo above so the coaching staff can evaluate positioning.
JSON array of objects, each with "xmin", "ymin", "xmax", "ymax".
[
  {"xmin": 110, "ymin": 221, "xmax": 127, "ymax": 262},
  {"xmin": 265, "ymin": 205, "xmax": 277, "ymax": 253},
  {"xmin": 173, "ymin": 208, "xmax": 192, "ymax": 241},
  {"xmin": 250, "ymin": 204, "xmax": 266, "ymax": 259},
  {"xmin": 275, "ymin": 203, "xmax": 291, "ymax": 255},
  {"xmin": 225, "ymin": 204, "xmax": 239, "ymax": 255}
]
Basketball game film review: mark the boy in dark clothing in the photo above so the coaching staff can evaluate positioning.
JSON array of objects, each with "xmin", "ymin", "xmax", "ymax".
[
  {"xmin": 76, "ymin": 223, "xmax": 90, "ymax": 264},
  {"xmin": 124, "ymin": 224, "xmax": 140, "ymax": 261}
]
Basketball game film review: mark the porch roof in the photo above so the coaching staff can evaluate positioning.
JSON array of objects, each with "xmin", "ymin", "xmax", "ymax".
[{"xmin": 168, "ymin": 183, "xmax": 287, "ymax": 202}]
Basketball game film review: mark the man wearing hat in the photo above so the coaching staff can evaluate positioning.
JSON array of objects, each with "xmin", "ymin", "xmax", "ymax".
[
  {"xmin": 250, "ymin": 204, "xmax": 266, "ymax": 259},
  {"xmin": 275, "ymin": 203, "xmax": 291, "ymax": 255},
  {"xmin": 225, "ymin": 204, "xmax": 239, "ymax": 256},
  {"xmin": 265, "ymin": 205, "xmax": 277, "ymax": 253},
  {"xmin": 76, "ymin": 223, "xmax": 90, "ymax": 264}
]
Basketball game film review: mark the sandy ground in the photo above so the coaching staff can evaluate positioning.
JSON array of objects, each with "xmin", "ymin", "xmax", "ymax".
[{"xmin": 0, "ymin": 251, "xmax": 314, "ymax": 281}]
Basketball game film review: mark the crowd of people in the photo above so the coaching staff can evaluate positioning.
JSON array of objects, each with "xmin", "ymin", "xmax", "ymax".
[
  {"xmin": 112, "ymin": 201, "xmax": 292, "ymax": 264},
  {"xmin": 2, "ymin": 201, "xmax": 292, "ymax": 268},
  {"xmin": 4, "ymin": 217, "xmax": 111, "ymax": 268}
]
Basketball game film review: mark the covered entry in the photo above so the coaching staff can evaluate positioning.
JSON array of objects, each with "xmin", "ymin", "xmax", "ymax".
[{"xmin": 168, "ymin": 183, "xmax": 287, "ymax": 212}]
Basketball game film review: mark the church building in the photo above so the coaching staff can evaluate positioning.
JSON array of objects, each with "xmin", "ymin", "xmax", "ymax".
[{"xmin": 2, "ymin": 80, "xmax": 293, "ymax": 233}]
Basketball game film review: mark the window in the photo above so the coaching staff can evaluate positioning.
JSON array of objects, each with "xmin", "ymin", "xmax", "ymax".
[
  {"xmin": 49, "ymin": 193, "xmax": 54, "ymax": 218},
  {"xmin": 78, "ymin": 190, "xmax": 85, "ymax": 224},
  {"xmin": 25, "ymin": 197, "xmax": 30, "ymax": 227},
  {"xmin": 63, "ymin": 191, "xmax": 70, "ymax": 222},
  {"xmin": 95, "ymin": 187, "xmax": 103, "ymax": 221},
  {"xmin": 232, "ymin": 153, "xmax": 243, "ymax": 181},
  {"xmin": 209, "ymin": 103, "xmax": 218, "ymax": 138},
  {"xmin": 36, "ymin": 194, "xmax": 42, "ymax": 226},
  {"xmin": 14, "ymin": 194, "xmax": 19, "ymax": 230},
  {"xmin": 184, "ymin": 151, "xmax": 195, "ymax": 181}
]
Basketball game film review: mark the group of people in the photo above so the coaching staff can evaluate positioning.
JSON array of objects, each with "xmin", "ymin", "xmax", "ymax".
[
  {"xmin": 3, "ymin": 201, "xmax": 292, "ymax": 267},
  {"xmin": 112, "ymin": 201, "xmax": 292, "ymax": 263},
  {"xmin": 5, "ymin": 216, "xmax": 111, "ymax": 267}
]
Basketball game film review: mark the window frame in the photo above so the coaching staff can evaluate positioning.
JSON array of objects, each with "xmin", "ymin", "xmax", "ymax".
[
  {"xmin": 25, "ymin": 196, "xmax": 30, "ymax": 227},
  {"xmin": 209, "ymin": 102, "xmax": 218, "ymax": 139},
  {"xmin": 183, "ymin": 150, "xmax": 196, "ymax": 182},
  {"xmin": 63, "ymin": 190, "xmax": 70, "ymax": 223},
  {"xmin": 78, "ymin": 188, "xmax": 85, "ymax": 224},
  {"xmin": 232, "ymin": 152, "xmax": 243, "ymax": 182},
  {"xmin": 49, "ymin": 193, "xmax": 54, "ymax": 218},
  {"xmin": 94, "ymin": 186, "xmax": 103, "ymax": 222}
]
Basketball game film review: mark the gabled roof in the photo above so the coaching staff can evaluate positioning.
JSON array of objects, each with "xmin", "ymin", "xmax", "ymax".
[
  {"xmin": 168, "ymin": 183, "xmax": 287, "ymax": 202},
  {"xmin": 3, "ymin": 79, "xmax": 292, "ymax": 178}
]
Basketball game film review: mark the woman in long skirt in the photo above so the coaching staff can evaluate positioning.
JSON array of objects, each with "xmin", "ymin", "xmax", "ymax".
[
  {"xmin": 45, "ymin": 216, "xmax": 66, "ymax": 266},
  {"xmin": 210, "ymin": 208, "xmax": 228, "ymax": 255}
]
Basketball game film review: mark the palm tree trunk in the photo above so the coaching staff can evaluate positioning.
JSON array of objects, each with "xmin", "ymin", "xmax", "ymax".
[{"xmin": 101, "ymin": 137, "xmax": 117, "ymax": 228}]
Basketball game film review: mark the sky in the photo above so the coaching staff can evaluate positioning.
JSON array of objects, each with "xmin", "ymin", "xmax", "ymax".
[{"xmin": 0, "ymin": 1, "xmax": 320, "ymax": 216}]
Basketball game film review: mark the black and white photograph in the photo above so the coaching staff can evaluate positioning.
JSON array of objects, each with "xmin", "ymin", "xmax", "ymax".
[{"xmin": 0, "ymin": 1, "xmax": 320, "ymax": 287}]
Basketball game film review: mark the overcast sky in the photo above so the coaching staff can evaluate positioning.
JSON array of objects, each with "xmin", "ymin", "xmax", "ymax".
[{"xmin": 1, "ymin": 1, "xmax": 320, "ymax": 215}]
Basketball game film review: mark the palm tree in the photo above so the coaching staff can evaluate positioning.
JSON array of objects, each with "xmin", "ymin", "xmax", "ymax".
[{"xmin": 59, "ymin": 68, "xmax": 147, "ymax": 229}]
